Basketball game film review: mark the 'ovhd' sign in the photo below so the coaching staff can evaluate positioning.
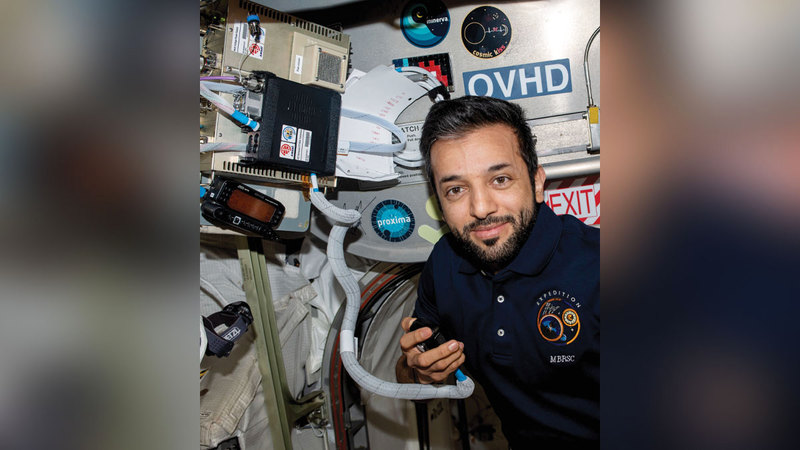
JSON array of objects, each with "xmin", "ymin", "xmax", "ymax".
[{"xmin": 462, "ymin": 58, "xmax": 572, "ymax": 100}]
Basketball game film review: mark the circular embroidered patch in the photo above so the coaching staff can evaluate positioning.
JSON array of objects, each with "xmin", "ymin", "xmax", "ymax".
[{"xmin": 537, "ymin": 297, "xmax": 581, "ymax": 345}]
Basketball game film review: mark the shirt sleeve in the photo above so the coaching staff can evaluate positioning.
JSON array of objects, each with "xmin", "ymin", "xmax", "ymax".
[{"xmin": 413, "ymin": 257, "xmax": 440, "ymax": 325}]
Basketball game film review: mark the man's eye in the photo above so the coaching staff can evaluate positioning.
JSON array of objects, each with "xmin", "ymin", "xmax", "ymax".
[
  {"xmin": 493, "ymin": 176, "xmax": 510, "ymax": 185},
  {"xmin": 445, "ymin": 186, "xmax": 463, "ymax": 197}
]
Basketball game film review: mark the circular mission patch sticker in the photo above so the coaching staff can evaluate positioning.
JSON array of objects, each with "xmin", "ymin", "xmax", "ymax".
[{"xmin": 371, "ymin": 199, "xmax": 415, "ymax": 242}]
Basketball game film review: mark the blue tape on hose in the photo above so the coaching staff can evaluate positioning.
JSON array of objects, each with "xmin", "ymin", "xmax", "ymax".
[
  {"xmin": 231, "ymin": 110, "xmax": 257, "ymax": 131},
  {"xmin": 455, "ymin": 369, "xmax": 466, "ymax": 382}
]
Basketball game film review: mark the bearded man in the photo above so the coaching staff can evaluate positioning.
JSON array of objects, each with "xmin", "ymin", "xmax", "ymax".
[{"xmin": 396, "ymin": 96, "xmax": 599, "ymax": 449}]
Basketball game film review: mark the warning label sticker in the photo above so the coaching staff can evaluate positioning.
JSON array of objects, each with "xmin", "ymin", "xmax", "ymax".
[
  {"xmin": 295, "ymin": 128, "xmax": 312, "ymax": 162},
  {"xmin": 279, "ymin": 124, "xmax": 311, "ymax": 162},
  {"xmin": 231, "ymin": 24, "xmax": 265, "ymax": 60},
  {"xmin": 279, "ymin": 142, "xmax": 295, "ymax": 159}
]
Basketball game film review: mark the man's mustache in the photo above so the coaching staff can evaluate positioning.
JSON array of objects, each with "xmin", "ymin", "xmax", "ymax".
[{"xmin": 462, "ymin": 215, "xmax": 516, "ymax": 234}]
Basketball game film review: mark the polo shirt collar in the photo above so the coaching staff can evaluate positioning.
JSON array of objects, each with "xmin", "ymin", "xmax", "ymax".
[{"xmin": 457, "ymin": 203, "xmax": 562, "ymax": 277}]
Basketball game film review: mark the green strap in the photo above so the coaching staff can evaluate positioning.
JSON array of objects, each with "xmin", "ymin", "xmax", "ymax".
[{"xmin": 236, "ymin": 237, "xmax": 326, "ymax": 449}]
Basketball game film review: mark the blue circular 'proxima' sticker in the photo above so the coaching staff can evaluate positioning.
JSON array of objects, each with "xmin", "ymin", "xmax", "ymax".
[{"xmin": 371, "ymin": 200, "xmax": 415, "ymax": 242}]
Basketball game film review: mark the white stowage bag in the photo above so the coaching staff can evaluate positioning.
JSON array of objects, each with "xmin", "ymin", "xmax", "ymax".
[
  {"xmin": 199, "ymin": 237, "xmax": 346, "ymax": 449},
  {"xmin": 200, "ymin": 329, "xmax": 264, "ymax": 449},
  {"xmin": 200, "ymin": 241, "xmax": 267, "ymax": 449},
  {"xmin": 200, "ymin": 241, "xmax": 318, "ymax": 449}
]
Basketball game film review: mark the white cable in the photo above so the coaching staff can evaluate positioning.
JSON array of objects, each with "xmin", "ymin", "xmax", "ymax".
[
  {"xmin": 200, "ymin": 82, "xmax": 234, "ymax": 115},
  {"xmin": 200, "ymin": 318, "xmax": 208, "ymax": 362},
  {"xmin": 340, "ymin": 108, "xmax": 407, "ymax": 154},
  {"xmin": 397, "ymin": 66, "xmax": 445, "ymax": 102},
  {"xmin": 200, "ymin": 81, "xmax": 246, "ymax": 94},
  {"xmin": 200, "ymin": 82, "xmax": 259, "ymax": 131},
  {"xmin": 309, "ymin": 174, "xmax": 474, "ymax": 400},
  {"xmin": 200, "ymin": 142, "xmax": 247, "ymax": 153},
  {"xmin": 393, "ymin": 156, "xmax": 426, "ymax": 168}
]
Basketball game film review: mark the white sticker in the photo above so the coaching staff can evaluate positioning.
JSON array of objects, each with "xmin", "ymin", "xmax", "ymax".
[
  {"xmin": 295, "ymin": 128, "xmax": 312, "ymax": 162},
  {"xmin": 281, "ymin": 124, "xmax": 297, "ymax": 143},
  {"xmin": 230, "ymin": 24, "xmax": 265, "ymax": 61},
  {"xmin": 273, "ymin": 189, "xmax": 299, "ymax": 219},
  {"xmin": 231, "ymin": 24, "xmax": 248, "ymax": 55},
  {"xmin": 294, "ymin": 55, "xmax": 303, "ymax": 75},
  {"xmin": 395, "ymin": 120, "xmax": 424, "ymax": 161},
  {"xmin": 278, "ymin": 142, "xmax": 295, "ymax": 160},
  {"xmin": 247, "ymin": 41, "xmax": 264, "ymax": 60}
]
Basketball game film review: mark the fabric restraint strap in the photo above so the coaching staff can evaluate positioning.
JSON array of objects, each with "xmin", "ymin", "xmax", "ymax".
[{"xmin": 203, "ymin": 301, "xmax": 254, "ymax": 358}]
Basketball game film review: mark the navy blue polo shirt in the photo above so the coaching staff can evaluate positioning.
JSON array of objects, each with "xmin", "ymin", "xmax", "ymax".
[{"xmin": 414, "ymin": 203, "xmax": 599, "ymax": 448}]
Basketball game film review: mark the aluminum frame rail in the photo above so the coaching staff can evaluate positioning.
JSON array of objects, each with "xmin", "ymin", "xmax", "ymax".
[{"xmin": 237, "ymin": 236, "xmax": 326, "ymax": 450}]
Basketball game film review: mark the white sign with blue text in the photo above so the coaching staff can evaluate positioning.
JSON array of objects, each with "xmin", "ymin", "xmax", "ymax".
[{"xmin": 462, "ymin": 58, "xmax": 572, "ymax": 100}]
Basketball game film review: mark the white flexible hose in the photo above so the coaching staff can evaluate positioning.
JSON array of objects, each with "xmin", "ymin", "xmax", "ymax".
[
  {"xmin": 398, "ymin": 66, "xmax": 445, "ymax": 102},
  {"xmin": 200, "ymin": 318, "xmax": 208, "ymax": 362},
  {"xmin": 200, "ymin": 82, "xmax": 259, "ymax": 131},
  {"xmin": 200, "ymin": 142, "xmax": 247, "ymax": 153},
  {"xmin": 200, "ymin": 81, "xmax": 246, "ymax": 94},
  {"xmin": 393, "ymin": 156, "xmax": 426, "ymax": 168},
  {"xmin": 309, "ymin": 174, "xmax": 474, "ymax": 400},
  {"xmin": 340, "ymin": 109, "xmax": 407, "ymax": 154},
  {"xmin": 200, "ymin": 82, "xmax": 235, "ymax": 115}
]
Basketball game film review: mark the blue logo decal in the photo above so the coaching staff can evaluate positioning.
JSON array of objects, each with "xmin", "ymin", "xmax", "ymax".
[
  {"xmin": 281, "ymin": 125, "xmax": 297, "ymax": 142},
  {"xmin": 462, "ymin": 58, "xmax": 572, "ymax": 100},
  {"xmin": 371, "ymin": 199, "xmax": 415, "ymax": 242},
  {"xmin": 401, "ymin": 1, "xmax": 450, "ymax": 48}
]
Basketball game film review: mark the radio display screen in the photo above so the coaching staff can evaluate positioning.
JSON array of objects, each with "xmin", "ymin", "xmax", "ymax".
[{"xmin": 227, "ymin": 189, "xmax": 276, "ymax": 223}]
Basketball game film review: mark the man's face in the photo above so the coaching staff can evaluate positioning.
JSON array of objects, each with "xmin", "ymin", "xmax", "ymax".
[{"xmin": 431, "ymin": 123, "xmax": 545, "ymax": 271}]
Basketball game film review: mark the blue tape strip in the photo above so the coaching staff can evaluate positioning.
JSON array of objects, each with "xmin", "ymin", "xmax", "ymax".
[{"xmin": 231, "ymin": 110, "xmax": 257, "ymax": 130}]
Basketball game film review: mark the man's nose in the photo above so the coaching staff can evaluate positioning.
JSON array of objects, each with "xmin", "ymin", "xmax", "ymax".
[{"xmin": 470, "ymin": 187, "xmax": 497, "ymax": 220}]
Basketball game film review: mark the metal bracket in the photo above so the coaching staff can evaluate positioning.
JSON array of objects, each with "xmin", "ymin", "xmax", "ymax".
[{"xmin": 236, "ymin": 237, "xmax": 326, "ymax": 449}]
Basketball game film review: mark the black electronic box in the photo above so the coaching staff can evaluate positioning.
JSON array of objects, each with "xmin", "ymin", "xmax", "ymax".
[{"xmin": 242, "ymin": 73, "xmax": 341, "ymax": 176}]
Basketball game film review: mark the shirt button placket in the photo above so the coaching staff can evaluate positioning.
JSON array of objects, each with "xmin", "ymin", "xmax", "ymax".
[{"xmin": 495, "ymin": 292, "xmax": 507, "ymax": 346}]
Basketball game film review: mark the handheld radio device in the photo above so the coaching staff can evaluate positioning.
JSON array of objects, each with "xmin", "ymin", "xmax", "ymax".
[
  {"xmin": 201, "ymin": 176, "xmax": 285, "ymax": 240},
  {"xmin": 409, "ymin": 317, "xmax": 448, "ymax": 353}
]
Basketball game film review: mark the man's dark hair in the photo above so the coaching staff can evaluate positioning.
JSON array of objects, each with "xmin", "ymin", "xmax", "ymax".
[{"xmin": 419, "ymin": 96, "xmax": 538, "ymax": 186}]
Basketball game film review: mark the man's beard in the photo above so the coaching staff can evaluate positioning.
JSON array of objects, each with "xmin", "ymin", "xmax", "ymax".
[{"xmin": 449, "ymin": 202, "xmax": 539, "ymax": 273}]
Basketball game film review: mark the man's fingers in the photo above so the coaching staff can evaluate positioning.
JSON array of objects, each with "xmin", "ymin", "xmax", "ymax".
[
  {"xmin": 400, "ymin": 316, "xmax": 416, "ymax": 332},
  {"xmin": 398, "ymin": 317, "xmax": 466, "ymax": 384},
  {"xmin": 417, "ymin": 351, "xmax": 465, "ymax": 383},
  {"xmin": 399, "ymin": 325, "xmax": 432, "ymax": 352},
  {"xmin": 417, "ymin": 340, "xmax": 462, "ymax": 368},
  {"xmin": 428, "ymin": 346, "xmax": 465, "ymax": 372},
  {"xmin": 443, "ymin": 353, "xmax": 466, "ymax": 375}
]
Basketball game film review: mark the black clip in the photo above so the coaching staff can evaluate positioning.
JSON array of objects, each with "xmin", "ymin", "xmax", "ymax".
[
  {"xmin": 409, "ymin": 317, "xmax": 448, "ymax": 352},
  {"xmin": 212, "ymin": 436, "xmax": 241, "ymax": 450},
  {"xmin": 427, "ymin": 85, "xmax": 450, "ymax": 102},
  {"xmin": 222, "ymin": 301, "xmax": 253, "ymax": 326}
]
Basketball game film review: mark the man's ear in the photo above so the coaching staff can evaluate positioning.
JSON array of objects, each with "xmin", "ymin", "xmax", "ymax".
[{"xmin": 534, "ymin": 165, "xmax": 546, "ymax": 203}]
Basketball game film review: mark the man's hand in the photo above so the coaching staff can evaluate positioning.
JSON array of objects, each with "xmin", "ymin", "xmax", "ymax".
[{"xmin": 397, "ymin": 317, "xmax": 465, "ymax": 384}]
